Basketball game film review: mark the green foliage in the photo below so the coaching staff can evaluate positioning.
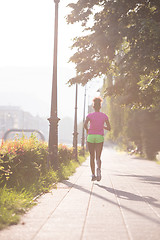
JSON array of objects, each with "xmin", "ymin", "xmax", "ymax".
[
  {"xmin": 78, "ymin": 146, "xmax": 86, "ymax": 156},
  {"xmin": 67, "ymin": 0, "xmax": 160, "ymax": 160},
  {"xmin": 103, "ymin": 92, "xmax": 160, "ymax": 160},
  {"xmin": 58, "ymin": 145, "xmax": 85, "ymax": 180},
  {"xmin": 0, "ymin": 186, "xmax": 33, "ymax": 230},
  {"xmin": 67, "ymin": 0, "xmax": 160, "ymax": 109},
  {"xmin": 0, "ymin": 136, "xmax": 48, "ymax": 188},
  {"xmin": 0, "ymin": 139, "xmax": 84, "ymax": 188},
  {"xmin": 0, "ymin": 137, "xmax": 87, "ymax": 230},
  {"xmin": 58, "ymin": 161, "xmax": 79, "ymax": 181},
  {"xmin": 28, "ymin": 169, "xmax": 59, "ymax": 197},
  {"xmin": 58, "ymin": 144, "xmax": 73, "ymax": 165}
]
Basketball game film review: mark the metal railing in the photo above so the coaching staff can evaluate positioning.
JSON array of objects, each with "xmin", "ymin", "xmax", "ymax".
[{"xmin": 3, "ymin": 129, "xmax": 45, "ymax": 141}]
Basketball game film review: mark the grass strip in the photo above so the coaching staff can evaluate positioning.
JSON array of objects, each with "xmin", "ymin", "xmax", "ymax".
[{"xmin": 0, "ymin": 155, "xmax": 86, "ymax": 230}]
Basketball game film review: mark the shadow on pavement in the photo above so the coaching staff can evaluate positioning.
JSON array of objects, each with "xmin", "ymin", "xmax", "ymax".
[
  {"xmin": 62, "ymin": 180, "xmax": 160, "ymax": 225},
  {"xmin": 114, "ymin": 174, "xmax": 160, "ymax": 186},
  {"xmin": 95, "ymin": 184, "xmax": 160, "ymax": 208}
]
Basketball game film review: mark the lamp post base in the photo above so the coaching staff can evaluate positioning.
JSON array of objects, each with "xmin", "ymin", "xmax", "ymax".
[{"xmin": 48, "ymin": 116, "xmax": 60, "ymax": 169}]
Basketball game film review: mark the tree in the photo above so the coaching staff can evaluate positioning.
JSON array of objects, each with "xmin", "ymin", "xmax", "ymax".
[
  {"xmin": 67, "ymin": 0, "xmax": 160, "ymax": 159},
  {"xmin": 67, "ymin": 0, "xmax": 160, "ymax": 109}
]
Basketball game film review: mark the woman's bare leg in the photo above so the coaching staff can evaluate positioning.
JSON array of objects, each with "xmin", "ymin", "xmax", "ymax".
[
  {"xmin": 96, "ymin": 142, "xmax": 103, "ymax": 169},
  {"xmin": 87, "ymin": 142, "xmax": 96, "ymax": 175}
]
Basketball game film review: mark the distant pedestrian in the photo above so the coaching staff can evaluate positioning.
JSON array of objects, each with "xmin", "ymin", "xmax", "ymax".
[{"xmin": 84, "ymin": 97, "xmax": 111, "ymax": 181}]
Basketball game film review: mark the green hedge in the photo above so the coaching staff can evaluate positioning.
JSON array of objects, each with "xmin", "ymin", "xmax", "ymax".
[
  {"xmin": 0, "ymin": 137, "xmax": 79, "ymax": 189},
  {"xmin": 0, "ymin": 137, "xmax": 87, "ymax": 230}
]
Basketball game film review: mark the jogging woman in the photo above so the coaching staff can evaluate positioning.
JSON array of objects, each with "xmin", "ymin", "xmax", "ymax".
[{"xmin": 84, "ymin": 97, "xmax": 111, "ymax": 181}]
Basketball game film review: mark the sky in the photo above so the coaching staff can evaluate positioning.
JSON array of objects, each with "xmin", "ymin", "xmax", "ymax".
[{"xmin": 0, "ymin": 0, "xmax": 102, "ymax": 123}]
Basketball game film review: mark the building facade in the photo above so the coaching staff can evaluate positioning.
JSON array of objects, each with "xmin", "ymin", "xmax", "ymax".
[{"xmin": 0, "ymin": 106, "xmax": 48, "ymax": 141}]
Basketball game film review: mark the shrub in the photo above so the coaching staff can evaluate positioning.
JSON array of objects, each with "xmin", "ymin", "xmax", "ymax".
[
  {"xmin": 58, "ymin": 144, "xmax": 73, "ymax": 165},
  {"xmin": 0, "ymin": 135, "xmax": 48, "ymax": 188},
  {"xmin": 0, "ymin": 137, "xmax": 83, "ymax": 188},
  {"xmin": 0, "ymin": 138, "xmax": 86, "ymax": 230}
]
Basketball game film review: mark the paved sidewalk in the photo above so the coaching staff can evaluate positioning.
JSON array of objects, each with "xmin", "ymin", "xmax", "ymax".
[{"xmin": 0, "ymin": 147, "xmax": 160, "ymax": 240}]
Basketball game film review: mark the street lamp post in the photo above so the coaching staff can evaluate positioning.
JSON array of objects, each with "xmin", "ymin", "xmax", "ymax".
[
  {"xmin": 48, "ymin": 0, "xmax": 60, "ymax": 169},
  {"xmin": 73, "ymin": 84, "xmax": 78, "ymax": 162},
  {"xmin": 81, "ymin": 86, "xmax": 86, "ymax": 156}
]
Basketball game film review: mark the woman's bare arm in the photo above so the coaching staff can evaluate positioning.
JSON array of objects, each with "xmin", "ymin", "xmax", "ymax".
[
  {"xmin": 104, "ymin": 119, "xmax": 111, "ymax": 131},
  {"xmin": 84, "ymin": 117, "xmax": 90, "ymax": 133}
]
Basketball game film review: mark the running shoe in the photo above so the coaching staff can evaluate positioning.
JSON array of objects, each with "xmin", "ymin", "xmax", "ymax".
[
  {"xmin": 91, "ymin": 175, "xmax": 97, "ymax": 181},
  {"xmin": 97, "ymin": 168, "xmax": 101, "ymax": 181}
]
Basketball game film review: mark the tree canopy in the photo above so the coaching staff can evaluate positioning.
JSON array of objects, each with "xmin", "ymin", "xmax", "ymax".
[{"xmin": 67, "ymin": 0, "xmax": 160, "ymax": 109}]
